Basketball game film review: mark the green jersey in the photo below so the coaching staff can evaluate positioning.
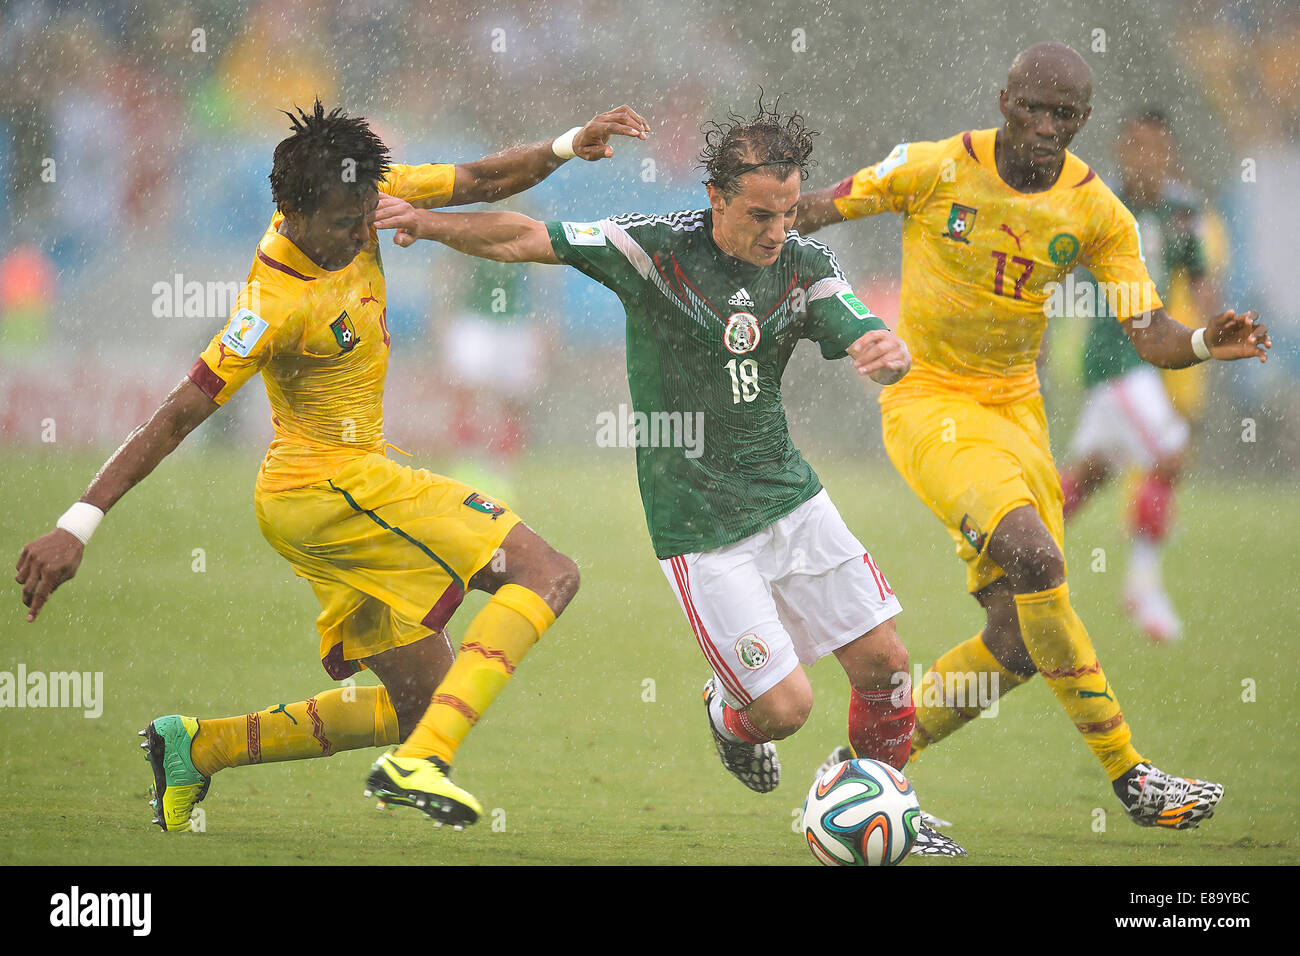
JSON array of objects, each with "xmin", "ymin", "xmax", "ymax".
[
  {"xmin": 546, "ymin": 209, "xmax": 887, "ymax": 558},
  {"xmin": 1081, "ymin": 188, "xmax": 1207, "ymax": 387}
]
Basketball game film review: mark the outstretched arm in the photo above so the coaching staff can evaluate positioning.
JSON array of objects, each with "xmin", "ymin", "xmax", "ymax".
[
  {"xmin": 1124, "ymin": 307, "xmax": 1269, "ymax": 368},
  {"xmin": 447, "ymin": 105, "xmax": 650, "ymax": 206},
  {"xmin": 796, "ymin": 183, "xmax": 849, "ymax": 236},
  {"xmin": 846, "ymin": 329, "xmax": 911, "ymax": 386},
  {"xmin": 15, "ymin": 378, "xmax": 218, "ymax": 621},
  {"xmin": 375, "ymin": 196, "xmax": 560, "ymax": 264}
]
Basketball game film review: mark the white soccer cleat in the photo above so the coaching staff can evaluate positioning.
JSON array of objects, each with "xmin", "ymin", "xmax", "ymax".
[
  {"xmin": 1131, "ymin": 588, "xmax": 1183, "ymax": 644},
  {"xmin": 910, "ymin": 821, "xmax": 967, "ymax": 857},
  {"xmin": 702, "ymin": 678, "xmax": 780, "ymax": 793},
  {"xmin": 1114, "ymin": 762, "xmax": 1223, "ymax": 830}
]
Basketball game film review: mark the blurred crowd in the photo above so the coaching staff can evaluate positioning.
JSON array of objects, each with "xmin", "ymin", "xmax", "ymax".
[{"xmin": 0, "ymin": 0, "xmax": 1296, "ymax": 457}]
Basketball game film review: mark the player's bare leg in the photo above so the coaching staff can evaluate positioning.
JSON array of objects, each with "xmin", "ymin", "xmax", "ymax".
[
  {"xmin": 361, "ymin": 630, "xmax": 456, "ymax": 738},
  {"xmin": 1059, "ymin": 454, "xmax": 1112, "ymax": 520},
  {"xmin": 904, "ymin": 579, "xmax": 1036, "ymax": 766},
  {"xmin": 366, "ymin": 522, "xmax": 578, "ymax": 825}
]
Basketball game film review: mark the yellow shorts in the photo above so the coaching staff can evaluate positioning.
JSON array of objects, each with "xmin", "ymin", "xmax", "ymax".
[
  {"xmin": 881, "ymin": 393, "xmax": 1065, "ymax": 594},
  {"xmin": 254, "ymin": 453, "xmax": 520, "ymax": 678},
  {"xmin": 1161, "ymin": 363, "xmax": 1208, "ymax": 423}
]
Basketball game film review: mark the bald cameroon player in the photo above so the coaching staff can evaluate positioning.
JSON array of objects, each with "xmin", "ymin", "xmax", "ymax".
[
  {"xmin": 798, "ymin": 43, "xmax": 1270, "ymax": 830},
  {"xmin": 16, "ymin": 100, "xmax": 650, "ymax": 830}
]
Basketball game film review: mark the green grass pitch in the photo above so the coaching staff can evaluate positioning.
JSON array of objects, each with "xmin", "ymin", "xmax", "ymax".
[{"xmin": 1, "ymin": 445, "xmax": 1295, "ymax": 865}]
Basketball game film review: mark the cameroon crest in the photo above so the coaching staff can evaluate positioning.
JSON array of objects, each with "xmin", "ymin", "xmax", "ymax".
[
  {"xmin": 942, "ymin": 203, "xmax": 978, "ymax": 243},
  {"xmin": 330, "ymin": 311, "xmax": 360, "ymax": 352}
]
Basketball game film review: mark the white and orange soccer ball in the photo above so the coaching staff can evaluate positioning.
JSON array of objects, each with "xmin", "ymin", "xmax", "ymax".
[{"xmin": 802, "ymin": 758, "xmax": 920, "ymax": 866}]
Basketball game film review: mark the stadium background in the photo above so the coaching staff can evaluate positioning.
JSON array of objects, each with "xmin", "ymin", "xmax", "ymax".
[{"xmin": 1, "ymin": 0, "xmax": 1297, "ymax": 867}]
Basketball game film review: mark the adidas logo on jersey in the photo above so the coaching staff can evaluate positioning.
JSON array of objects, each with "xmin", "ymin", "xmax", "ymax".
[{"xmin": 728, "ymin": 288, "xmax": 755, "ymax": 308}]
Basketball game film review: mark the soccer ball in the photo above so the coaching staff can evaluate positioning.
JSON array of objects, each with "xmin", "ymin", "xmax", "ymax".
[{"xmin": 802, "ymin": 758, "xmax": 920, "ymax": 866}]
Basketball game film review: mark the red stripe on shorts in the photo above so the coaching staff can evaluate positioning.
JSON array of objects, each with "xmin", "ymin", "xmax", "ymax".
[
  {"xmin": 863, "ymin": 552, "xmax": 894, "ymax": 600},
  {"xmin": 1113, "ymin": 377, "xmax": 1165, "ymax": 462},
  {"xmin": 670, "ymin": 556, "xmax": 751, "ymax": 707}
]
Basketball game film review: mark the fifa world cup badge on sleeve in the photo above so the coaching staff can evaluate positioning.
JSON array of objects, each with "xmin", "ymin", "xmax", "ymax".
[
  {"xmin": 562, "ymin": 222, "xmax": 607, "ymax": 246},
  {"xmin": 837, "ymin": 290, "xmax": 874, "ymax": 319},
  {"xmin": 220, "ymin": 308, "xmax": 270, "ymax": 357}
]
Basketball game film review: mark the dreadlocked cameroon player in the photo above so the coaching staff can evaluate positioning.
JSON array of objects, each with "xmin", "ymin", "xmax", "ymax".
[
  {"xmin": 797, "ymin": 42, "xmax": 1269, "ymax": 830},
  {"xmin": 16, "ymin": 100, "xmax": 650, "ymax": 830}
]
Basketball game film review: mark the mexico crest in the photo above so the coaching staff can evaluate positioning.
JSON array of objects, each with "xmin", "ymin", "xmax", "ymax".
[
  {"xmin": 735, "ymin": 633, "xmax": 771, "ymax": 670},
  {"xmin": 942, "ymin": 203, "xmax": 978, "ymax": 243},
  {"xmin": 724, "ymin": 312, "xmax": 761, "ymax": 355}
]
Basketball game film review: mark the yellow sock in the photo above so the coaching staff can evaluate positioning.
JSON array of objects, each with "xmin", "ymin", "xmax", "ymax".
[
  {"xmin": 190, "ymin": 686, "xmax": 400, "ymax": 777},
  {"xmin": 1014, "ymin": 583, "xmax": 1143, "ymax": 780},
  {"xmin": 909, "ymin": 633, "xmax": 1033, "ymax": 758},
  {"xmin": 395, "ymin": 584, "xmax": 555, "ymax": 764}
]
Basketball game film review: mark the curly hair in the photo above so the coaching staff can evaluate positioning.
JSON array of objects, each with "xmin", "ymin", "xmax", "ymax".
[
  {"xmin": 269, "ymin": 99, "xmax": 392, "ymax": 216},
  {"xmin": 699, "ymin": 93, "xmax": 819, "ymax": 199}
]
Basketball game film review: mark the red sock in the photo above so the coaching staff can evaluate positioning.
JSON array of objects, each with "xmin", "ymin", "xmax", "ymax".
[
  {"xmin": 1131, "ymin": 472, "xmax": 1175, "ymax": 540},
  {"xmin": 1060, "ymin": 468, "xmax": 1083, "ymax": 519},
  {"xmin": 723, "ymin": 704, "xmax": 771, "ymax": 744},
  {"xmin": 848, "ymin": 686, "xmax": 915, "ymax": 770}
]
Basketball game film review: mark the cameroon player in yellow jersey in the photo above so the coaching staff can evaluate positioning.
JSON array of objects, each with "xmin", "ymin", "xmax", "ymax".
[
  {"xmin": 16, "ymin": 100, "xmax": 650, "ymax": 830},
  {"xmin": 798, "ymin": 42, "xmax": 1270, "ymax": 830}
]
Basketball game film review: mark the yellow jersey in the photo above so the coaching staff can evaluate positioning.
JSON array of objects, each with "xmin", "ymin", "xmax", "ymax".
[
  {"xmin": 189, "ymin": 162, "xmax": 455, "ymax": 492},
  {"xmin": 833, "ymin": 129, "xmax": 1161, "ymax": 408}
]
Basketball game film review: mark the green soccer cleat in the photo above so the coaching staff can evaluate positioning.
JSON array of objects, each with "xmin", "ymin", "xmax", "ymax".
[
  {"xmin": 139, "ymin": 715, "xmax": 210, "ymax": 833},
  {"xmin": 363, "ymin": 749, "xmax": 482, "ymax": 829}
]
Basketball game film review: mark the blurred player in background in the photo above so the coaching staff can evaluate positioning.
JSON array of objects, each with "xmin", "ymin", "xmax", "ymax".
[
  {"xmin": 798, "ymin": 43, "xmax": 1268, "ymax": 830},
  {"xmin": 16, "ymin": 100, "xmax": 650, "ymax": 830},
  {"xmin": 438, "ymin": 252, "xmax": 548, "ymax": 496},
  {"xmin": 1058, "ymin": 109, "xmax": 1225, "ymax": 643},
  {"xmin": 376, "ymin": 99, "xmax": 965, "ymax": 856}
]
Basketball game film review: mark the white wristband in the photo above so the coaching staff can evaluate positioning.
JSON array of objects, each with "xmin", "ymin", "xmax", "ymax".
[
  {"xmin": 56, "ymin": 502, "xmax": 104, "ymax": 546},
  {"xmin": 1190, "ymin": 326, "xmax": 1213, "ymax": 362},
  {"xmin": 551, "ymin": 126, "xmax": 583, "ymax": 160}
]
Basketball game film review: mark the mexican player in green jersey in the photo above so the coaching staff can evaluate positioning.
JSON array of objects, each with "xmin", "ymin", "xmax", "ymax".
[
  {"xmin": 375, "ymin": 101, "xmax": 964, "ymax": 856},
  {"xmin": 1058, "ymin": 109, "xmax": 1219, "ymax": 643}
]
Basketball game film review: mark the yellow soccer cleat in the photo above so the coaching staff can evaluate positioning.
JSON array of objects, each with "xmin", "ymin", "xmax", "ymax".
[
  {"xmin": 139, "ymin": 715, "xmax": 210, "ymax": 832},
  {"xmin": 363, "ymin": 749, "xmax": 482, "ymax": 829}
]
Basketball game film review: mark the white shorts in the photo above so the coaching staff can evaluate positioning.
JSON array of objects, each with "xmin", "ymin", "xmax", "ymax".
[
  {"xmin": 1069, "ymin": 366, "xmax": 1190, "ymax": 471},
  {"xmin": 443, "ymin": 313, "xmax": 543, "ymax": 396},
  {"xmin": 659, "ymin": 489, "xmax": 903, "ymax": 709}
]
